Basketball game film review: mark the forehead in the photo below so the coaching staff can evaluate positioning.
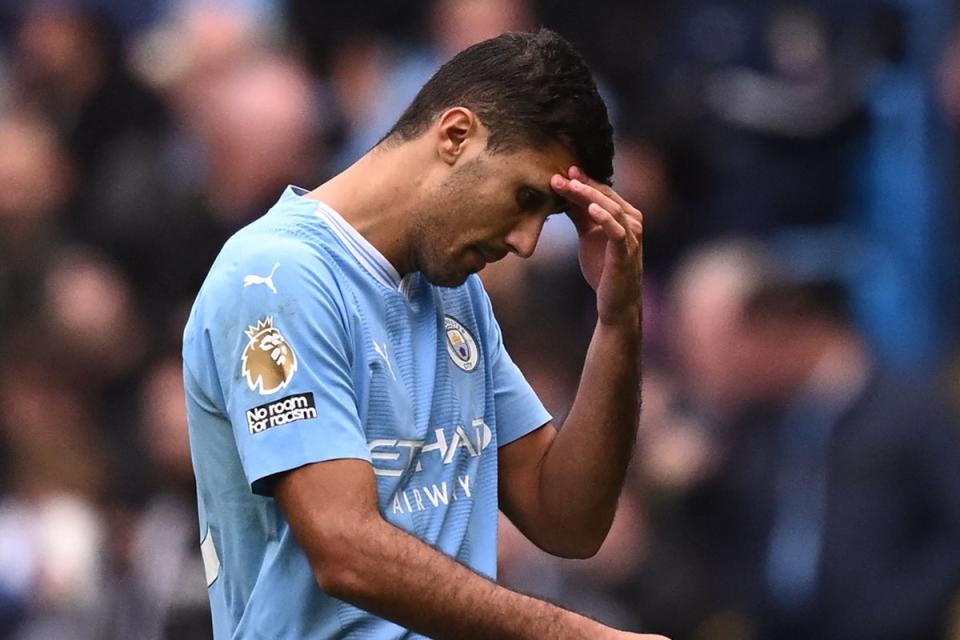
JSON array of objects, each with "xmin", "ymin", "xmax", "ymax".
[{"xmin": 488, "ymin": 142, "xmax": 575, "ymax": 181}]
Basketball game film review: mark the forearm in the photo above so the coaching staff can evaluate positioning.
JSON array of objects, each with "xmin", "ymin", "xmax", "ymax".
[
  {"xmin": 538, "ymin": 313, "xmax": 641, "ymax": 549},
  {"xmin": 305, "ymin": 511, "xmax": 612, "ymax": 639},
  {"xmin": 527, "ymin": 169, "xmax": 643, "ymax": 552}
]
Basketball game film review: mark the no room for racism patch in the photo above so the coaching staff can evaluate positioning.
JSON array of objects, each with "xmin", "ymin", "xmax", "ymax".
[{"xmin": 246, "ymin": 392, "xmax": 317, "ymax": 434}]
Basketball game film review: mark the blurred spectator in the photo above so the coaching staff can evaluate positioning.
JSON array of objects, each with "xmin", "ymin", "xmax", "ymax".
[
  {"xmin": 0, "ymin": 353, "xmax": 108, "ymax": 639},
  {"xmin": 11, "ymin": 2, "xmax": 171, "ymax": 248},
  {"xmin": 131, "ymin": 0, "xmax": 282, "ymax": 102},
  {"xmin": 0, "ymin": 1, "xmax": 956, "ymax": 636},
  {"xmin": 40, "ymin": 247, "xmax": 148, "ymax": 387},
  {"xmin": 0, "ymin": 111, "xmax": 72, "ymax": 332},
  {"xmin": 179, "ymin": 52, "xmax": 322, "ymax": 223},
  {"xmin": 318, "ymin": 0, "xmax": 535, "ymax": 169},
  {"xmin": 668, "ymin": 240, "xmax": 781, "ymax": 422},
  {"xmin": 0, "ymin": 495, "xmax": 105, "ymax": 640},
  {"xmin": 738, "ymin": 276, "xmax": 960, "ymax": 640},
  {"xmin": 655, "ymin": 242, "xmax": 960, "ymax": 640},
  {"xmin": 98, "ymin": 356, "xmax": 210, "ymax": 640},
  {"xmin": 33, "ymin": 244, "xmax": 153, "ymax": 498},
  {"xmin": 621, "ymin": 240, "xmax": 781, "ymax": 640},
  {"xmin": 104, "ymin": 48, "xmax": 325, "ymax": 325}
]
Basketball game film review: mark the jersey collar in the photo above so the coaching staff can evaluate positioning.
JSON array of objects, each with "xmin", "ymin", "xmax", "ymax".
[{"xmin": 289, "ymin": 186, "xmax": 403, "ymax": 290}]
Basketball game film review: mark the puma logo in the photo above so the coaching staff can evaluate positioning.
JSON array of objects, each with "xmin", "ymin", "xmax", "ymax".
[
  {"xmin": 243, "ymin": 263, "xmax": 280, "ymax": 294},
  {"xmin": 373, "ymin": 340, "xmax": 397, "ymax": 381}
]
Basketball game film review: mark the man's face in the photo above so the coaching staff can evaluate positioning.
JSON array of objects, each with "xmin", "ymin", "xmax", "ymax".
[{"xmin": 411, "ymin": 142, "xmax": 574, "ymax": 287}]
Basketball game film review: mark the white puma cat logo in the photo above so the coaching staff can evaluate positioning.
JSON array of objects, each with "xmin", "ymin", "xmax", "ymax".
[{"xmin": 243, "ymin": 263, "xmax": 280, "ymax": 294}]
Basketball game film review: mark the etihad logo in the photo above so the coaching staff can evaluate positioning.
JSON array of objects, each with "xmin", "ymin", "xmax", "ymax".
[
  {"xmin": 242, "ymin": 316, "xmax": 298, "ymax": 395},
  {"xmin": 389, "ymin": 473, "xmax": 474, "ymax": 515},
  {"xmin": 368, "ymin": 418, "xmax": 493, "ymax": 477}
]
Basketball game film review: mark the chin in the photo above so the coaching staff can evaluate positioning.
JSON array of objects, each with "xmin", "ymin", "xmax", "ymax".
[
  {"xmin": 416, "ymin": 248, "xmax": 480, "ymax": 288},
  {"xmin": 422, "ymin": 266, "xmax": 472, "ymax": 288}
]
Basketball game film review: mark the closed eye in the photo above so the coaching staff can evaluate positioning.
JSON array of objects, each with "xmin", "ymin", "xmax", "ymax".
[
  {"xmin": 516, "ymin": 187, "xmax": 546, "ymax": 212},
  {"xmin": 548, "ymin": 192, "xmax": 568, "ymax": 214}
]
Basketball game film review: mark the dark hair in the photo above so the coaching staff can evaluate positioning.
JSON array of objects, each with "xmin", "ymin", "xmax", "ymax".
[
  {"xmin": 383, "ymin": 29, "xmax": 614, "ymax": 184},
  {"xmin": 744, "ymin": 279, "xmax": 853, "ymax": 327}
]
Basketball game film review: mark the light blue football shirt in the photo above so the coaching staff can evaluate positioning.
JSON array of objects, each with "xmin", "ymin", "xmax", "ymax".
[{"xmin": 182, "ymin": 186, "xmax": 551, "ymax": 639}]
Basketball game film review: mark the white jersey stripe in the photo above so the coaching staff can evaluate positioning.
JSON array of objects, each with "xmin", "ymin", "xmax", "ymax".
[{"xmin": 313, "ymin": 200, "xmax": 402, "ymax": 290}]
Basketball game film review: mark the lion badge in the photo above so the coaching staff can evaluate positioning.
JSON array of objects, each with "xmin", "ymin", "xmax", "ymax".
[{"xmin": 242, "ymin": 317, "xmax": 298, "ymax": 394}]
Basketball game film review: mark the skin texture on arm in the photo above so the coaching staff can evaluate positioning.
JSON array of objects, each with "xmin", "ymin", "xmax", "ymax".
[
  {"xmin": 275, "ymin": 459, "xmax": 665, "ymax": 640},
  {"xmin": 499, "ymin": 166, "xmax": 643, "ymax": 558}
]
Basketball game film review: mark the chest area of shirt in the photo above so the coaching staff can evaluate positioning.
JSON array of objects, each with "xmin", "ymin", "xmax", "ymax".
[{"xmin": 356, "ymin": 301, "xmax": 491, "ymax": 477}]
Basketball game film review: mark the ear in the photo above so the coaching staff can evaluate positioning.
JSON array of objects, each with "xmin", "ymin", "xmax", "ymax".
[{"xmin": 435, "ymin": 107, "xmax": 483, "ymax": 166}]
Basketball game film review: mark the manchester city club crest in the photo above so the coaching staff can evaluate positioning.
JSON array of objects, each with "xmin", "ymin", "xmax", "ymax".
[{"xmin": 444, "ymin": 315, "xmax": 479, "ymax": 372}]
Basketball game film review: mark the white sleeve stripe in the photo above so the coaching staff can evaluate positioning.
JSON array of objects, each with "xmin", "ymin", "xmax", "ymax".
[{"xmin": 200, "ymin": 526, "xmax": 221, "ymax": 588}]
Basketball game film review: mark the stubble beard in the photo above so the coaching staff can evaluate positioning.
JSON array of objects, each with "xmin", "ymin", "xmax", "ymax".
[
  {"xmin": 409, "ymin": 156, "xmax": 493, "ymax": 288},
  {"xmin": 409, "ymin": 172, "xmax": 481, "ymax": 289},
  {"xmin": 409, "ymin": 207, "xmax": 471, "ymax": 289}
]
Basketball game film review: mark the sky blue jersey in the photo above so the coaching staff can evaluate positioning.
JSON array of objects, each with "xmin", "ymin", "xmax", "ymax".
[{"xmin": 182, "ymin": 186, "xmax": 551, "ymax": 639}]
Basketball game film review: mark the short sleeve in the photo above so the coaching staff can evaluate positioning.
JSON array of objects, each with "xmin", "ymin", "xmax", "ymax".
[
  {"xmin": 473, "ymin": 281, "xmax": 551, "ymax": 446},
  {"xmin": 203, "ymin": 240, "xmax": 370, "ymax": 495}
]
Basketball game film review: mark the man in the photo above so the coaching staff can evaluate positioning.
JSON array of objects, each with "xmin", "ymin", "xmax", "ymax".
[
  {"xmin": 183, "ymin": 29, "xmax": 662, "ymax": 639},
  {"xmin": 663, "ymin": 248, "xmax": 960, "ymax": 640},
  {"xmin": 707, "ymin": 278, "xmax": 960, "ymax": 640}
]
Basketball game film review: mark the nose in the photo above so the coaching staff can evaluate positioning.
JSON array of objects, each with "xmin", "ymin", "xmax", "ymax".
[{"xmin": 504, "ymin": 215, "xmax": 545, "ymax": 259}]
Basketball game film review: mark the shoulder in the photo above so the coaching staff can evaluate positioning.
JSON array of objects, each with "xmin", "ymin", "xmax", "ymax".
[
  {"xmin": 187, "ymin": 227, "xmax": 354, "ymax": 349},
  {"xmin": 206, "ymin": 228, "xmax": 345, "ymax": 305}
]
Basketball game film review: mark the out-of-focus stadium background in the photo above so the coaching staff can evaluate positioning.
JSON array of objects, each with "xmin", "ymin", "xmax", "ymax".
[{"xmin": 1, "ymin": 0, "xmax": 960, "ymax": 638}]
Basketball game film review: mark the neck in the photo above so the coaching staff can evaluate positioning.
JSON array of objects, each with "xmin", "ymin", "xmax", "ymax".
[{"xmin": 306, "ymin": 142, "xmax": 426, "ymax": 275}]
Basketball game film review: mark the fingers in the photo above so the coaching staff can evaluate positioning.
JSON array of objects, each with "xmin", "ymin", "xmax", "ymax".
[
  {"xmin": 568, "ymin": 166, "xmax": 644, "ymax": 234},
  {"xmin": 553, "ymin": 174, "xmax": 638, "ymax": 246},
  {"xmin": 587, "ymin": 202, "xmax": 627, "ymax": 241},
  {"xmin": 553, "ymin": 173, "xmax": 622, "ymax": 221},
  {"xmin": 550, "ymin": 174, "xmax": 592, "ymax": 235}
]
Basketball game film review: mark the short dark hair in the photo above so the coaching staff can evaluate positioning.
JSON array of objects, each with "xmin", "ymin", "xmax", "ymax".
[
  {"xmin": 383, "ymin": 29, "xmax": 614, "ymax": 184},
  {"xmin": 744, "ymin": 279, "xmax": 854, "ymax": 328}
]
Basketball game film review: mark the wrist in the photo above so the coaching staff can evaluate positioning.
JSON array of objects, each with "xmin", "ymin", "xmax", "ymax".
[{"xmin": 597, "ymin": 304, "xmax": 641, "ymax": 331}]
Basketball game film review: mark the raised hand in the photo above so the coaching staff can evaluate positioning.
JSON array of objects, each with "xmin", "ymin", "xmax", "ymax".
[{"xmin": 550, "ymin": 166, "xmax": 643, "ymax": 326}]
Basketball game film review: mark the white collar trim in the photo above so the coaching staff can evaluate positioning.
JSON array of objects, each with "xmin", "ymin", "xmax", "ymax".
[{"xmin": 312, "ymin": 200, "xmax": 402, "ymax": 290}]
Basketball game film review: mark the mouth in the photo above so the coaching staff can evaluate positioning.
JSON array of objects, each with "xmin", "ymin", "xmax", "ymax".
[
  {"xmin": 477, "ymin": 246, "xmax": 507, "ymax": 264},
  {"xmin": 464, "ymin": 246, "xmax": 508, "ymax": 275}
]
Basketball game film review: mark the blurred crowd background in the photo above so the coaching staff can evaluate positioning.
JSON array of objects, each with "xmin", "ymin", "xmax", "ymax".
[{"xmin": 1, "ymin": 0, "xmax": 960, "ymax": 638}]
